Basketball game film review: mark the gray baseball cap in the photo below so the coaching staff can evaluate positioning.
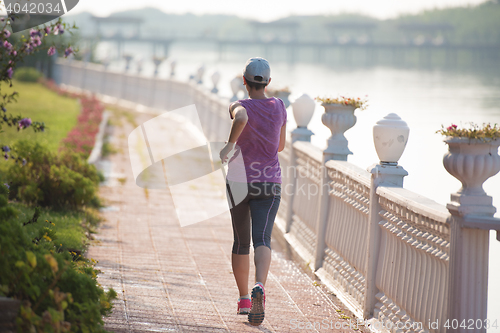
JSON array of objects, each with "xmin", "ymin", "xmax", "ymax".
[{"xmin": 243, "ymin": 57, "xmax": 271, "ymax": 84}]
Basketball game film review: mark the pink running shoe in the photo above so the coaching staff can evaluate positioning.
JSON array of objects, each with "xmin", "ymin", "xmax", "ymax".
[
  {"xmin": 248, "ymin": 282, "xmax": 265, "ymax": 326},
  {"xmin": 237, "ymin": 297, "xmax": 251, "ymax": 314}
]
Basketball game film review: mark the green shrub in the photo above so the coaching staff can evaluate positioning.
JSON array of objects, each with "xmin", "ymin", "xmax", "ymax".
[
  {"xmin": 0, "ymin": 183, "xmax": 18, "ymax": 220},
  {"xmin": 6, "ymin": 140, "xmax": 101, "ymax": 209},
  {"xmin": 0, "ymin": 209, "xmax": 116, "ymax": 332},
  {"xmin": 101, "ymin": 141, "xmax": 117, "ymax": 158},
  {"xmin": 11, "ymin": 203, "xmax": 101, "ymax": 254},
  {"xmin": 13, "ymin": 67, "xmax": 44, "ymax": 82}
]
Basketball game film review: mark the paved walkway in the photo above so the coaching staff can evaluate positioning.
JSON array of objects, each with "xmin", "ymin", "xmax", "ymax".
[{"xmin": 87, "ymin": 108, "xmax": 368, "ymax": 333}]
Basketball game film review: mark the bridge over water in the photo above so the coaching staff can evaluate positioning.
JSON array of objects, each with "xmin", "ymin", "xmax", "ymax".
[{"xmin": 82, "ymin": 16, "xmax": 500, "ymax": 66}]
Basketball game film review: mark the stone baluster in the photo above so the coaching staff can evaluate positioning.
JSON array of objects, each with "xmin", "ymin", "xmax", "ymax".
[
  {"xmin": 81, "ymin": 51, "xmax": 90, "ymax": 90},
  {"xmin": 136, "ymin": 58, "xmax": 143, "ymax": 75},
  {"xmin": 313, "ymin": 101, "xmax": 360, "ymax": 270},
  {"xmin": 362, "ymin": 113, "xmax": 410, "ymax": 318},
  {"xmin": 123, "ymin": 54, "xmax": 133, "ymax": 72},
  {"xmin": 285, "ymin": 94, "xmax": 315, "ymax": 232},
  {"xmin": 102, "ymin": 56, "xmax": 110, "ymax": 71},
  {"xmin": 121, "ymin": 55, "xmax": 133, "ymax": 100},
  {"xmin": 195, "ymin": 65, "xmax": 205, "ymax": 85},
  {"xmin": 153, "ymin": 57, "xmax": 164, "ymax": 77},
  {"xmin": 240, "ymin": 79, "xmax": 248, "ymax": 99},
  {"xmin": 444, "ymin": 137, "xmax": 500, "ymax": 332},
  {"xmin": 211, "ymin": 71, "xmax": 220, "ymax": 94},
  {"xmin": 100, "ymin": 57, "xmax": 110, "ymax": 95},
  {"xmin": 230, "ymin": 76, "xmax": 242, "ymax": 102},
  {"xmin": 170, "ymin": 60, "xmax": 176, "ymax": 78}
]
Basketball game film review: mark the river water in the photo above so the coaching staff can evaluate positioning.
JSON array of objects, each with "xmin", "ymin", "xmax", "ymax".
[{"xmin": 97, "ymin": 42, "xmax": 500, "ymax": 329}]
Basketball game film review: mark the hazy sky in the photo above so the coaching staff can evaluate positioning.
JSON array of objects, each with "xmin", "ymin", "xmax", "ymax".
[{"xmin": 70, "ymin": 0, "xmax": 489, "ymax": 20}]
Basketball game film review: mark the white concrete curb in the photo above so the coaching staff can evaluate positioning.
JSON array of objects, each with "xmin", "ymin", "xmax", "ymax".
[{"xmin": 88, "ymin": 110, "xmax": 110, "ymax": 164}]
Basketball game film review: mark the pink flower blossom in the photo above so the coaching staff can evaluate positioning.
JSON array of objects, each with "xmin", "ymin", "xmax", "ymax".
[
  {"xmin": 3, "ymin": 29, "xmax": 11, "ymax": 38},
  {"xmin": 6, "ymin": 67, "xmax": 13, "ymax": 79},
  {"xmin": 31, "ymin": 36, "xmax": 42, "ymax": 47},
  {"xmin": 3, "ymin": 40, "xmax": 12, "ymax": 50},
  {"xmin": 25, "ymin": 43, "xmax": 33, "ymax": 54},
  {"xmin": 19, "ymin": 118, "xmax": 32, "ymax": 129},
  {"xmin": 53, "ymin": 24, "xmax": 64, "ymax": 35},
  {"xmin": 47, "ymin": 46, "xmax": 56, "ymax": 56},
  {"xmin": 64, "ymin": 47, "xmax": 73, "ymax": 58}
]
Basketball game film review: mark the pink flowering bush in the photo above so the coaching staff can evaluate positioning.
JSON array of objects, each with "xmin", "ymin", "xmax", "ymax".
[
  {"xmin": 61, "ymin": 96, "xmax": 104, "ymax": 157},
  {"xmin": 41, "ymin": 79, "xmax": 104, "ymax": 158},
  {"xmin": 0, "ymin": 18, "xmax": 77, "ymax": 158}
]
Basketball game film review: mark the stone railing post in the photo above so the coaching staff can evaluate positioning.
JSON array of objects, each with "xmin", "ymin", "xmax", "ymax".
[
  {"xmin": 211, "ymin": 71, "xmax": 220, "ymax": 94},
  {"xmin": 81, "ymin": 60, "xmax": 88, "ymax": 91},
  {"xmin": 170, "ymin": 60, "xmax": 176, "ymax": 78},
  {"xmin": 230, "ymin": 76, "xmax": 243, "ymax": 102},
  {"xmin": 284, "ymin": 94, "xmax": 315, "ymax": 232},
  {"xmin": 136, "ymin": 58, "xmax": 143, "ymax": 75},
  {"xmin": 362, "ymin": 113, "xmax": 410, "ymax": 318},
  {"xmin": 100, "ymin": 57, "xmax": 110, "ymax": 96},
  {"xmin": 444, "ymin": 137, "xmax": 500, "ymax": 332},
  {"xmin": 313, "ymin": 102, "xmax": 358, "ymax": 270},
  {"xmin": 124, "ymin": 54, "xmax": 133, "ymax": 72},
  {"xmin": 195, "ymin": 65, "xmax": 205, "ymax": 85},
  {"xmin": 153, "ymin": 57, "xmax": 164, "ymax": 78}
]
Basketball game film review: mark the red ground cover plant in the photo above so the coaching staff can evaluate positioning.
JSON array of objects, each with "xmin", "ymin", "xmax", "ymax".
[{"xmin": 43, "ymin": 79, "xmax": 104, "ymax": 157}]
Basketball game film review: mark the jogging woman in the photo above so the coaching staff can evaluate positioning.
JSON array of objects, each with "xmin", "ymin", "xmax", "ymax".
[{"xmin": 219, "ymin": 57, "xmax": 287, "ymax": 326}]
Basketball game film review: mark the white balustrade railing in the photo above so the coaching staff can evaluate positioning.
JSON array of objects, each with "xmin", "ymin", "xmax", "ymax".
[
  {"xmin": 321, "ymin": 160, "xmax": 371, "ymax": 314},
  {"xmin": 285, "ymin": 141, "xmax": 323, "ymax": 263},
  {"xmin": 276, "ymin": 136, "xmax": 293, "ymax": 226},
  {"xmin": 54, "ymin": 59, "xmax": 500, "ymax": 333},
  {"xmin": 375, "ymin": 187, "xmax": 450, "ymax": 333}
]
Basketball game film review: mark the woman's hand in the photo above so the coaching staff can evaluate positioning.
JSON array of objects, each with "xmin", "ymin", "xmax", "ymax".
[{"xmin": 220, "ymin": 142, "xmax": 235, "ymax": 164}]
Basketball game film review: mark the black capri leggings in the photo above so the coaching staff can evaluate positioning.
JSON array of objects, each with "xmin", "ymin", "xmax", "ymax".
[{"xmin": 226, "ymin": 182, "xmax": 281, "ymax": 255}]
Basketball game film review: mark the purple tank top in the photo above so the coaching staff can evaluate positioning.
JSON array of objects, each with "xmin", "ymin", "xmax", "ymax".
[{"xmin": 227, "ymin": 97, "xmax": 287, "ymax": 183}]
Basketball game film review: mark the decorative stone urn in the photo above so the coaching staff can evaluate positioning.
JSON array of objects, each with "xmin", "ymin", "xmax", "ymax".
[
  {"xmin": 275, "ymin": 91, "xmax": 291, "ymax": 108},
  {"xmin": 239, "ymin": 81, "xmax": 248, "ymax": 99},
  {"xmin": 373, "ymin": 113, "xmax": 410, "ymax": 165},
  {"xmin": 443, "ymin": 137, "xmax": 500, "ymax": 197},
  {"xmin": 321, "ymin": 103, "xmax": 356, "ymax": 157},
  {"xmin": 230, "ymin": 76, "xmax": 243, "ymax": 102}
]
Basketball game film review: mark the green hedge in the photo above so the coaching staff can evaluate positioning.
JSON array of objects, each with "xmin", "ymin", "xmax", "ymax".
[
  {"xmin": 5, "ymin": 140, "xmax": 102, "ymax": 209},
  {"xmin": 13, "ymin": 67, "xmax": 44, "ymax": 83},
  {"xmin": 0, "ymin": 185, "xmax": 116, "ymax": 332}
]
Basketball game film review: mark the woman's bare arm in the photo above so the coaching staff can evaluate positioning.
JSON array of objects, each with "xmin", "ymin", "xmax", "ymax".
[
  {"xmin": 220, "ymin": 104, "xmax": 248, "ymax": 163},
  {"xmin": 228, "ymin": 102, "xmax": 242, "ymax": 119},
  {"xmin": 228, "ymin": 105, "xmax": 248, "ymax": 143},
  {"xmin": 278, "ymin": 123, "xmax": 286, "ymax": 152}
]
